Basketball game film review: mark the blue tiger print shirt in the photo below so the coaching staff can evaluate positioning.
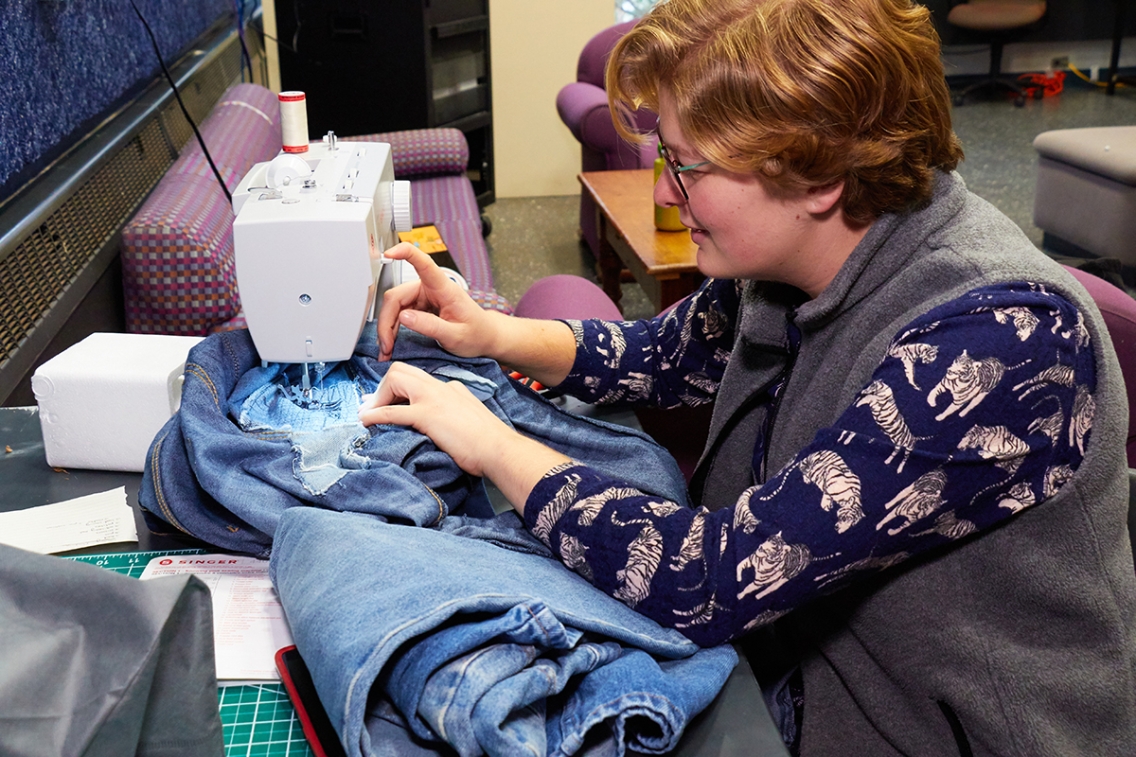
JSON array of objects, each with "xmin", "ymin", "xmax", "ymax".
[{"xmin": 522, "ymin": 277, "xmax": 1096, "ymax": 648}]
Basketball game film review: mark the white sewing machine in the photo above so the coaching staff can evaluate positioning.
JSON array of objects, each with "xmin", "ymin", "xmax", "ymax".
[{"xmin": 231, "ymin": 132, "xmax": 413, "ymax": 367}]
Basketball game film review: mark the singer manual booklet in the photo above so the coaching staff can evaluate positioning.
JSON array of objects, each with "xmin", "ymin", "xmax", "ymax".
[{"xmin": 140, "ymin": 553, "xmax": 294, "ymax": 682}]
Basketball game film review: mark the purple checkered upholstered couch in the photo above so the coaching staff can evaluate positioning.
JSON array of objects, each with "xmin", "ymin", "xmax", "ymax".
[{"xmin": 121, "ymin": 83, "xmax": 509, "ymax": 337}]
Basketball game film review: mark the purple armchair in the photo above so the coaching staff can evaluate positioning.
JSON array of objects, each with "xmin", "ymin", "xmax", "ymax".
[
  {"xmin": 557, "ymin": 21, "xmax": 658, "ymax": 257},
  {"xmin": 1063, "ymin": 266, "xmax": 1136, "ymax": 467},
  {"xmin": 515, "ymin": 275, "xmax": 711, "ymax": 482}
]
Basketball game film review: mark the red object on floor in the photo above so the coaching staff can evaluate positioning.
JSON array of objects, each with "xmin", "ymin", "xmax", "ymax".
[{"xmin": 1018, "ymin": 70, "xmax": 1065, "ymax": 98}]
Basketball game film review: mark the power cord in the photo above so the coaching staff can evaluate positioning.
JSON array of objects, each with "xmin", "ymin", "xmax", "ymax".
[
  {"xmin": 250, "ymin": 24, "xmax": 297, "ymax": 55},
  {"xmin": 1016, "ymin": 70, "xmax": 1065, "ymax": 99},
  {"xmin": 128, "ymin": 0, "xmax": 233, "ymax": 205},
  {"xmin": 1066, "ymin": 63, "xmax": 1129, "ymax": 90},
  {"xmin": 291, "ymin": 0, "xmax": 302, "ymax": 55}
]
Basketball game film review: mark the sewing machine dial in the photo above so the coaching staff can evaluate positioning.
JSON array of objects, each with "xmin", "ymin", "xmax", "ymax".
[{"xmin": 265, "ymin": 153, "xmax": 313, "ymax": 190}]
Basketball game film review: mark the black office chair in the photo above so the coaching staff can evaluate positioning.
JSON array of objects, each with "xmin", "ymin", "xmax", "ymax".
[{"xmin": 947, "ymin": 0, "xmax": 1047, "ymax": 107}]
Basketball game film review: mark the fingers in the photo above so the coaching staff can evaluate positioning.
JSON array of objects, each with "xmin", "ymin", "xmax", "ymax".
[
  {"xmin": 391, "ymin": 309, "xmax": 454, "ymax": 346},
  {"xmin": 386, "ymin": 242, "xmax": 456, "ymax": 290},
  {"xmin": 358, "ymin": 401, "xmax": 418, "ymax": 429},
  {"xmin": 378, "ymin": 296, "xmax": 466, "ymax": 361},
  {"xmin": 359, "ymin": 362, "xmax": 456, "ymax": 429},
  {"xmin": 376, "ymin": 279, "xmax": 424, "ymax": 360},
  {"xmin": 379, "ymin": 241, "xmax": 417, "ymax": 262},
  {"xmin": 373, "ymin": 362, "xmax": 433, "ymax": 410},
  {"xmin": 375, "ymin": 243, "xmax": 465, "ymax": 360},
  {"xmin": 359, "ymin": 362, "xmax": 524, "ymax": 480}
]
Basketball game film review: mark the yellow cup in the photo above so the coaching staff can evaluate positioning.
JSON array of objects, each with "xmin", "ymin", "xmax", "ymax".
[{"xmin": 653, "ymin": 157, "xmax": 686, "ymax": 231}]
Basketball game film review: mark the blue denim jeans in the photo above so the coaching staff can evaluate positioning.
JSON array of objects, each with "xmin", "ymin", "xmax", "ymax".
[
  {"xmin": 140, "ymin": 325, "xmax": 690, "ymax": 557},
  {"xmin": 270, "ymin": 507, "xmax": 738, "ymax": 757}
]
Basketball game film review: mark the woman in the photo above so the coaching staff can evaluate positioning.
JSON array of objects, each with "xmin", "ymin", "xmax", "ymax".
[{"xmin": 360, "ymin": 0, "xmax": 1136, "ymax": 753}]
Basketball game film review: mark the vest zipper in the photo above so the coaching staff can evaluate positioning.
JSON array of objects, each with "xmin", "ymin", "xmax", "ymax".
[{"xmin": 757, "ymin": 311, "xmax": 801, "ymax": 484}]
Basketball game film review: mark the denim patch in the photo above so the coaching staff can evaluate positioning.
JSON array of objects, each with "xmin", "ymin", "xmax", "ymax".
[
  {"xmin": 291, "ymin": 424, "xmax": 370, "ymax": 496},
  {"xmin": 235, "ymin": 360, "xmax": 364, "ymax": 432},
  {"xmin": 231, "ymin": 360, "xmax": 375, "ymax": 495}
]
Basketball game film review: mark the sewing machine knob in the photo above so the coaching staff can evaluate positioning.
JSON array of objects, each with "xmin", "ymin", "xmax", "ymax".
[
  {"xmin": 266, "ymin": 153, "xmax": 313, "ymax": 190},
  {"xmin": 391, "ymin": 180, "xmax": 413, "ymax": 232}
]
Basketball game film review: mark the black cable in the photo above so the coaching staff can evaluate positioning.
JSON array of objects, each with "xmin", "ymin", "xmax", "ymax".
[
  {"xmin": 241, "ymin": 9, "xmax": 271, "ymax": 82},
  {"xmin": 253, "ymin": 25, "xmax": 298, "ymax": 55},
  {"xmin": 128, "ymin": 0, "xmax": 233, "ymax": 205},
  {"xmin": 291, "ymin": 0, "xmax": 302, "ymax": 54},
  {"xmin": 259, "ymin": 31, "xmax": 269, "ymax": 84}
]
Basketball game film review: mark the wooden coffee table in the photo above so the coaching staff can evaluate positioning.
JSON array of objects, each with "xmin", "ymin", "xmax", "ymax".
[{"xmin": 579, "ymin": 169, "xmax": 703, "ymax": 314}]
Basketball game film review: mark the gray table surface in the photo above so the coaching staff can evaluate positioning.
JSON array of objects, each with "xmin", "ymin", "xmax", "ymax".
[
  {"xmin": 0, "ymin": 405, "xmax": 789, "ymax": 757},
  {"xmin": 0, "ymin": 406, "xmax": 194, "ymax": 553}
]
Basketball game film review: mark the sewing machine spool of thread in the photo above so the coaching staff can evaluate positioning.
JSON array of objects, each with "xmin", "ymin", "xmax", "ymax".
[{"xmin": 279, "ymin": 91, "xmax": 309, "ymax": 154}]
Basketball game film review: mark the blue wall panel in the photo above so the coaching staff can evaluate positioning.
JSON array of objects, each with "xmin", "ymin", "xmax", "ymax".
[{"xmin": 0, "ymin": 0, "xmax": 232, "ymax": 196}]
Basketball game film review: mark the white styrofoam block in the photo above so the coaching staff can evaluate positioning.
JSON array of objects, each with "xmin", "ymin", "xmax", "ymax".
[{"xmin": 32, "ymin": 333, "xmax": 204, "ymax": 472}]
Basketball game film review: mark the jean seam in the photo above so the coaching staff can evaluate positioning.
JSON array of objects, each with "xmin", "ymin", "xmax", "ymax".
[
  {"xmin": 149, "ymin": 427, "xmax": 192, "ymax": 536},
  {"xmin": 521, "ymin": 603, "xmax": 559, "ymax": 643},
  {"xmin": 185, "ymin": 363, "xmax": 219, "ymax": 407},
  {"xmin": 423, "ymin": 485, "xmax": 446, "ymax": 526},
  {"xmin": 222, "ymin": 332, "xmax": 244, "ymax": 377},
  {"xmin": 431, "ymin": 643, "xmax": 498, "ymax": 743},
  {"xmin": 248, "ymin": 431, "xmax": 289, "ymax": 441}
]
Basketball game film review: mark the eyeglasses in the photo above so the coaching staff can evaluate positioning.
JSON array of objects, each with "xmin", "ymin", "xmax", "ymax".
[{"xmin": 655, "ymin": 123, "xmax": 710, "ymax": 202}]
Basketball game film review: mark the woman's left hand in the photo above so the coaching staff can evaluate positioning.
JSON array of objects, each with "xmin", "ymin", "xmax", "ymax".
[{"xmin": 358, "ymin": 363, "xmax": 572, "ymax": 507}]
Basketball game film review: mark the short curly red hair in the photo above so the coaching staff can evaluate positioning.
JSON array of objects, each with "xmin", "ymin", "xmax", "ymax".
[{"xmin": 606, "ymin": 0, "xmax": 964, "ymax": 224}]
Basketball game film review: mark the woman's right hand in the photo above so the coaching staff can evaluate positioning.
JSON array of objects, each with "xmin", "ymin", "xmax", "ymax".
[{"xmin": 375, "ymin": 242, "xmax": 499, "ymax": 361}]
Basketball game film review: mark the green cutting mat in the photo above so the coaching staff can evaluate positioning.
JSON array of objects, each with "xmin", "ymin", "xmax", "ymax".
[{"xmin": 67, "ymin": 550, "xmax": 315, "ymax": 757}]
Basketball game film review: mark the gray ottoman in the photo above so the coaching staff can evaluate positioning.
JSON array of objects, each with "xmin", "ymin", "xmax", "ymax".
[{"xmin": 1033, "ymin": 126, "xmax": 1136, "ymax": 265}]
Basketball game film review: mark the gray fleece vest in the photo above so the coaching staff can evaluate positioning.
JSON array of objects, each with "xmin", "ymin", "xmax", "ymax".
[{"xmin": 693, "ymin": 172, "xmax": 1136, "ymax": 756}]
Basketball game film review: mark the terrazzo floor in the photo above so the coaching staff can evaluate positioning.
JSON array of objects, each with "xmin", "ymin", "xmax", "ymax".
[{"xmin": 482, "ymin": 77, "xmax": 1136, "ymax": 317}]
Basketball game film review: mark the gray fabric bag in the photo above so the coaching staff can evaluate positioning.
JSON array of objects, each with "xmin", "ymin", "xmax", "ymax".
[{"xmin": 0, "ymin": 544, "xmax": 224, "ymax": 757}]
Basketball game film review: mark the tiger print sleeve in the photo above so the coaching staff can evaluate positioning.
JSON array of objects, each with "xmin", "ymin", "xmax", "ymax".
[
  {"xmin": 551, "ymin": 278, "xmax": 740, "ymax": 407},
  {"xmin": 524, "ymin": 283, "xmax": 1097, "ymax": 647}
]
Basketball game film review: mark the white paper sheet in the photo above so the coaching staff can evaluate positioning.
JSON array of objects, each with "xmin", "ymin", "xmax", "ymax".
[
  {"xmin": 0, "ymin": 487, "xmax": 137, "ymax": 554},
  {"xmin": 140, "ymin": 553, "xmax": 294, "ymax": 681}
]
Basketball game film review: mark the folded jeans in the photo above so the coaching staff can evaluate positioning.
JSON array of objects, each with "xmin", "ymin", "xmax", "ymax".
[{"xmin": 270, "ymin": 507, "xmax": 738, "ymax": 757}]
